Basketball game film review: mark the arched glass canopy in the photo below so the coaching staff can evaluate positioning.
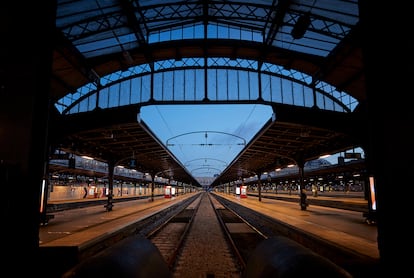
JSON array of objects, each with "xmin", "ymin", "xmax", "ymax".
[
  {"xmin": 56, "ymin": 57, "xmax": 357, "ymax": 115},
  {"xmin": 51, "ymin": 0, "xmax": 363, "ymax": 185}
]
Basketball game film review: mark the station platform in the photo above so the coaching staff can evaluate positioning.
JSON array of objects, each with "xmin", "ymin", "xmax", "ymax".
[
  {"xmin": 39, "ymin": 190, "xmax": 379, "ymax": 277},
  {"xmin": 214, "ymin": 192, "xmax": 378, "ymax": 260},
  {"xmin": 40, "ymin": 193, "xmax": 195, "ymax": 246}
]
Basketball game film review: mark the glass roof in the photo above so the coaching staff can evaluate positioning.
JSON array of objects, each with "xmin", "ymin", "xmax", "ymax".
[
  {"xmin": 55, "ymin": 57, "xmax": 358, "ymax": 115},
  {"xmin": 56, "ymin": 0, "xmax": 359, "ymax": 59}
]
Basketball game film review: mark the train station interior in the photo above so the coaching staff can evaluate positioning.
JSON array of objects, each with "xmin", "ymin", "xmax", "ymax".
[{"xmin": 1, "ymin": 1, "xmax": 411, "ymax": 275}]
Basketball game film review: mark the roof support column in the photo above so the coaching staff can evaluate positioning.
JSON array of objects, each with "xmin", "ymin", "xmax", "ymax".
[
  {"xmin": 105, "ymin": 160, "xmax": 115, "ymax": 211},
  {"xmin": 150, "ymin": 173, "xmax": 156, "ymax": 202},
  {"xmin": 359, "ymin": 0, "xmax": 411, "ymax": 270},
  {"xmin": 297, "ymin": 159, "xmax": 307, "ymax": 210},
  {"xmin": 257, "ymin": 171, "xmax": 262, "ymax": 202},
  {"xmin": 1, "ymin": 1, "xmax": 56, "ymax": 273}
]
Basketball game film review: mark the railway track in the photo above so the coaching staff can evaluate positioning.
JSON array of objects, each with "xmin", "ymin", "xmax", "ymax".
[
  {"xmin": 147, "ymin": 192, "xmax": 268, "ymax": 277},
  {"xmin": 146, "ymin": 193, "xmax": 201, "ymax": 269},
  {"xmin": 210, "ymin": 193, "xmax": 267, "ymax": 271}
]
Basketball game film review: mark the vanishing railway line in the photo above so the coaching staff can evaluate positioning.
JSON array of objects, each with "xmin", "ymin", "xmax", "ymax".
[
  {"xmin": 146, "ymin": 194, "xmax": 201, "ymax": 270},
  {"xmin": 147, "ymin": 192, "xmax": 267, "ymax": 277}
]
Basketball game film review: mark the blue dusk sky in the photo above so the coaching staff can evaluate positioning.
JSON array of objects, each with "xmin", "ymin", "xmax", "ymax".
[{"xmin": 140, "ymin": 104, "xmax": 273, "ymax": 177}]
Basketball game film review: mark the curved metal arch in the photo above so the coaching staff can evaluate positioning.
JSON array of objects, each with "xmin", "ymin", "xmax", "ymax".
[
  {"xmin": 166, "ymin": 131, "xmax": 246, "ymax": 147},
  {"xmin": 61, "ymin": 59, "xmax": 352, "ymax": 115},
  {"xmin": 190, "ymin": 167, "xmax": 223, "ymax": 174},
  {"xmin": 184, "ymin": 157, "xmax": 228, "ymax": 167}
]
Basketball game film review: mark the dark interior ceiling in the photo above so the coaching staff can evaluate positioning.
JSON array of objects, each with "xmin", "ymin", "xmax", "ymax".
[{"xmin": 49, "ymin": 0, "xmax": 365, "ymax": 187}]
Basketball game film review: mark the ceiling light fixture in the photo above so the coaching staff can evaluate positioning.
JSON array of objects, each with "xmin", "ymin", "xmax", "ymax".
[{"xmin": 291, "ymin": 13, "xmax": 311, "ymax": 39}]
